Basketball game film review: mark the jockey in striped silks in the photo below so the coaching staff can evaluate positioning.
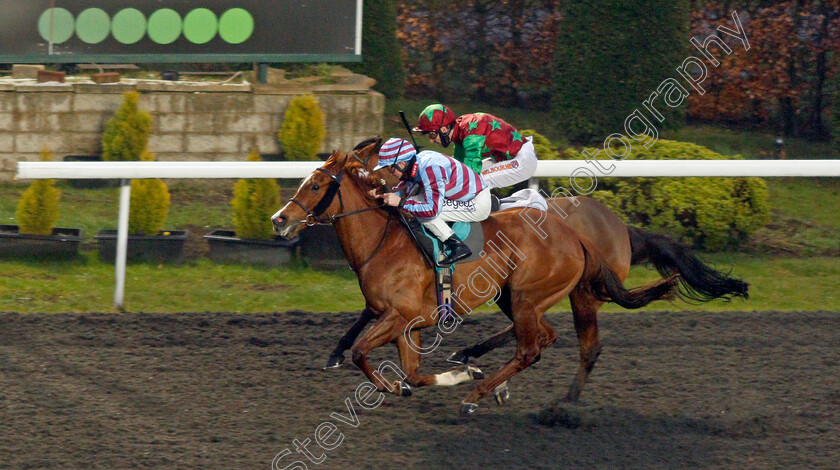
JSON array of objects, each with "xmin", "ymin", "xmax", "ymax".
[{"xmin": 374, "ymin": 137, "xmax": 491, "ymax": 265}]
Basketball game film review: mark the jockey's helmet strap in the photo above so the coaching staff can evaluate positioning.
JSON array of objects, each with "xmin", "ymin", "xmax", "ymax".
[
  {"xmin": 439, "ymin": 127, "xmax": 451, "ymax": 148},
  {"xmin": 399, "ymin": 156, "xmax": 417, "ymax": 181}
]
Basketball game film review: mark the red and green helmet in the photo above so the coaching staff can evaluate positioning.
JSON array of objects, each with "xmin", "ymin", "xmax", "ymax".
[{"xmin": 413, "ymin": 104, "xmax": 457, "ymax": 133}]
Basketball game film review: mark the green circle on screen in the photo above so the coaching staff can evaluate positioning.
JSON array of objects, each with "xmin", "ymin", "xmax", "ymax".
[
  {"xmin": 112, "ymin": 9, "xmax": 146, "ymax": 44},
  {"xmin": 183, "ymin": 8, "xmax": 218, "ymax": 44},
  {"xmin": 76, "ymin": 8, "xmax": 111, "ymax": 44},
  {"xmin": 38, "ymin": 8, "xmax": 74, "ymax": 44},
  {"xmin": 147, "ymin": 9, "xmax": 182, "ymax": 45},
  {"xmin": 219, "ymin": 8, "xmax": 253, "ymax": 44}
]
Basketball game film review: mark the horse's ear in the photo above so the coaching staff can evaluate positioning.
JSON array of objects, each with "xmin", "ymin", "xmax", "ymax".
[{"xmin": 325, "ymin": 149, "xmax": 345, "ymax": 167}]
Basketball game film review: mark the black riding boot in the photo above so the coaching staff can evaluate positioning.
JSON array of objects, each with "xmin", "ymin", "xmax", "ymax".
[
  {"xmin": 440, "ymin": 235, "xmax": 471, "ymax": 265},
  {"xmin": 405, "ymin": 216, "xmax": 423, "ymax": 234}
]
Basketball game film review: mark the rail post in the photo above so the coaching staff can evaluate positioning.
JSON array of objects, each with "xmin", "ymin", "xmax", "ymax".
[{"xmin": 114, "ymin": 179, "xmax": 131, "ymax": 310}]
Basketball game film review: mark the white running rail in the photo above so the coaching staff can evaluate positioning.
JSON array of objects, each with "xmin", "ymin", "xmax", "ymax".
[{"xmin": 15, "ymin": 159, "xmax": 840, "ymax": 309}]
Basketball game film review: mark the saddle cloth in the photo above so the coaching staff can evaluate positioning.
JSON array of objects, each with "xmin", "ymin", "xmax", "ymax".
[{"xmin": 416, "ymin": 221, "xmax": 485, "ymax": 267}]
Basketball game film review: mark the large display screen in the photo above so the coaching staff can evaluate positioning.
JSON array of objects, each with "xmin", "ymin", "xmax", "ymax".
[{"xmin": 0, "ymin": 1, "xmax": 361, "ymax": 63}]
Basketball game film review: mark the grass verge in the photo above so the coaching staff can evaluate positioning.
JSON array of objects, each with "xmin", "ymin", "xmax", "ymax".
[{"xmin": 1, "ymin": 252, "xmax": 837, "ymax": 314}]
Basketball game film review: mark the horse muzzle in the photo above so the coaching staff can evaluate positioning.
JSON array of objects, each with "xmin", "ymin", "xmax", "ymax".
[
  {"xmin": 271, "ymin": 212, "xmax": 306, "ymax": 239},
  {"xmin": 272, "ymin": 214, "xmax": 287, "ymax": 233}
]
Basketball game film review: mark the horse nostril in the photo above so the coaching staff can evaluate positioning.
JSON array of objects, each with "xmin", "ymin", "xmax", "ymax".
[{"xmin": 273, "ymin": 215, "xmax": 287, "ymax": 229}]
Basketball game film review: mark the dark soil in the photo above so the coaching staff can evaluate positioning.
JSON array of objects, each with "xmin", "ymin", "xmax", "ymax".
[{"xmin": 1, "ymin": 310, "xmax": 838, "ymax": 469}]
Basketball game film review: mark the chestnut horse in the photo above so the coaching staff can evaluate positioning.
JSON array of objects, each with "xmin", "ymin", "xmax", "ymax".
[
  {"xmin": 324, "ymin": 138, "xmax": 749, "ymax": 397},
  {"xmin": 271, "ymin": 147, "xmax": 677, "ymax": 413}
]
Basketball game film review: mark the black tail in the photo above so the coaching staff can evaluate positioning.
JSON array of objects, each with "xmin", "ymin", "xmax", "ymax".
[
  {"xmin": 628, "ymin": 226, "xmax": 749, "ymax": 301},
  {"xmin": 578, "ymin": 237, "xmax": 678, "ymax": 309}
]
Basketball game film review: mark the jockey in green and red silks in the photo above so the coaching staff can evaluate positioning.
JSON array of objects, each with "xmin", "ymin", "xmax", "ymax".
[{"xmin": 414, "ymin": 104, "xmax": 539, "ymax": 190}]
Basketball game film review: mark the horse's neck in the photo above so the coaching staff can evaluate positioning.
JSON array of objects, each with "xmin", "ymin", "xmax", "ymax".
[{"xmin": 331, "ymin": 178, "xmax": 394, "ymax": 271}]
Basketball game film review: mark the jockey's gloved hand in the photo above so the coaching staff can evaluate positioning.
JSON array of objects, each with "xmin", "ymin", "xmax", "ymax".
[{"xmin": 380, "ymin": 193, "xmax": 403, "ymax": 207}]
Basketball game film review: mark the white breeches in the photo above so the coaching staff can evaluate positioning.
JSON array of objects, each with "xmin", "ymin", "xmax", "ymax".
[
  {"xmin": 414, "ymin": 188, "xmax": 492, "ymax": 241},
  {"xmin": 479, "ymin": 137, "xmax": 538, "ymax": 189}
]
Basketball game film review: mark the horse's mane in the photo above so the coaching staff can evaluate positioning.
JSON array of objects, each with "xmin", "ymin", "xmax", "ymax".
[
  {"xmin": 353, "ymin": 136, "xmax": 382, "ymax": 151},
  {"xmin": 323, "ymin": 137, "xmax": 385, "ymax": 193},
  {"xmin": 323, "ymin": 149, "xmax": 379, "ymax": 191}
]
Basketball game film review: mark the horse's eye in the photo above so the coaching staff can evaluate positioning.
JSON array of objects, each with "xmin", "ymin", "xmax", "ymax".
[{"xmin": 312, "ymin": 183, "xmax": 320, "ymax": 191}]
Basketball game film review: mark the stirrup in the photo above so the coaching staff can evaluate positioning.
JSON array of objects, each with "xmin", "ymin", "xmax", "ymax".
[
  {"xmin": 439, "ymin": 235, "xmax": 471, "ymax": 265},
  {"xmin": 439, "ymin": 246, "xmax": 471, "ymax": 265}
]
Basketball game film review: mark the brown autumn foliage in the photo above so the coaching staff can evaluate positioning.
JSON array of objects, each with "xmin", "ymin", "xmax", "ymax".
[
  {"xmin": 687, "ymin": 1, "xmax": 840, "ymax": 138},
  {"xmin": 395, "ymin": 1, "xmax": 840, "ymax": 138},
  {"xmin": 397, "ymin": 0, "xmax": 560, "ymax": 108}
]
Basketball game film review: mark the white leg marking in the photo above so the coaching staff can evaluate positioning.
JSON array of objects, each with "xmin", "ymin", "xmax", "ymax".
[{"xmin": 434, "ymin": 368, "xmax": 474, "ymax": 386}]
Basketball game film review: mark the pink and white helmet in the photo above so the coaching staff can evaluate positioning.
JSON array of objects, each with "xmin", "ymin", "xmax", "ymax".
[{"xmin": 373, "ymin": 137, "xmax": 417, "ymax": 170}]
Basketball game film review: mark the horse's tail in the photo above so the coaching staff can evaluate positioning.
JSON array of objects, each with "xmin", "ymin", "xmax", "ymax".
[
  {"xmin": 577, "ymin": 236, "xmax": 678, "ymax": 309},
  {"xmin": 627, "ymin": 226, "xmax": 749, "ymax": 301}
]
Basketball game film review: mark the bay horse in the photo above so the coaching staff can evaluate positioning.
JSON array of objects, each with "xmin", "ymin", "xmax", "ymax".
[
  {"xmin": 271, "ymin": 147, "xmax": 677, "ymax": 413},
  {"xmin": 323, "ymin": 137, "xmax": 749, "ymax": 402}
]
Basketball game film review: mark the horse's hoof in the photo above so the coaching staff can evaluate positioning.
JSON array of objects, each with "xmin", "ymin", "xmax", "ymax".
[
  {"xmin": 323, "ymin": 353, "xmax": 345, "ymax": 369},
  {"xmin": 466, "ymin": 365, "xmax": 484, "ymax": 380},
  {"xmin": 397, "ymin": 381, "xmax": 412, "ymax": 397},
  {"xmin": 446, "ymin": 350, "xmax": 469, "ymax": 365},
  {"xmin": 494, "ymin": 382, "xmax": 510, "ymax": 406},
  {"xmin": 460, "ymin": 402, "xmax": 479, "ymax": 415}
]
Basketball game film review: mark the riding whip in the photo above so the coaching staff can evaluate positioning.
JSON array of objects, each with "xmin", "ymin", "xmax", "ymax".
[{"xmin": 399, "ymin": 110, "xmax": 421, "ymax": 151}]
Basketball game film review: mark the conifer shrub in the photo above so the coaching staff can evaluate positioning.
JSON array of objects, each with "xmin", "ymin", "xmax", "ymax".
[
  {"xmin": 278, "ymin": 95, "xmax": 326, "ymax": 161},
  {"xmin": 831, "ymin": 52, "xmax": 840, "ymax": 154},
  {"xmin": 128, "ymin": 150, "xmax": 171, "ymax": 235},
  {"xmin": 102, "ymin": 91, "xmax": 152, "ymax": 161},
  {"xmin": 349, "ymin": 0, "xmax": 404, "ymax": 98},
  {"xmin": 553, "ymin": 1, "xmax": 689, "ymax": 143},
  {"xmin": 231, "ymin": 149, "xmax": 281, "ymax": 240},
  {"xmin": 16, "ymin": 148, "xmax": 60, "ymax": 235}
]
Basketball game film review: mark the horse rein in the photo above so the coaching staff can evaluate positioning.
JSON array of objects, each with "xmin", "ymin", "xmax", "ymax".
[{"xmin": 287, "ymin": 165, "xmax": 392, "ymax": 271}]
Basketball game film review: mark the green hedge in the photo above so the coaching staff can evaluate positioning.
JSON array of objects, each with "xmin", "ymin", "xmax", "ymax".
[
  {"xmin": 832, "ymin": 51, "xmax": 840, "ymax": 153},
  {"xmin": 553, "ymin": 0, "xmax": 690, "ymax": 143},
  {"xmin": 565, "ymin": 139, "xmax": 771, "ymax": 250}
]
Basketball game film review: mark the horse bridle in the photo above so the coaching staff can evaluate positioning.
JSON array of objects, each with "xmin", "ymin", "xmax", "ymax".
[
  {"xmin": 289, "ymin": 168, "xmax": 347, "ymax": 227},
  {"xmin": 350, "ymin": 148, "xmax": 374, "ymax": 167},
  {"xmin": 287, "ymin": 165, "xmax": 392, "ymax": 271}
]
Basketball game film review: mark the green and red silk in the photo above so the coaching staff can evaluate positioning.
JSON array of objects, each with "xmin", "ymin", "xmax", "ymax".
[{"xmin": 451, "ymin": 113, "xmax": 525, "ymax": 174}]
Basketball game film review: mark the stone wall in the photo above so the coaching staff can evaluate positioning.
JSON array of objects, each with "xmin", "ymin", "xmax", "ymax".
[{"xmin": 0, "ymin": 80, "xmax": 384, "ymax": 180}]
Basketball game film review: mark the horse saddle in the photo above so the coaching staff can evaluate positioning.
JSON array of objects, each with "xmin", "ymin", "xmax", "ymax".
[
  {"xmin": 401, "ymin": 216, "xmax": 486, "ymax": 268},
  {"xmin": 400, "ymin": 195, "xmax": 506, "ymax": 268}
]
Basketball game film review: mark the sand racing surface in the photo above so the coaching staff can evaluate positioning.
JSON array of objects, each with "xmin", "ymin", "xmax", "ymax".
[{"xmin": 2, "ymin": 310, "xmax": 838, "ymax": 469}]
